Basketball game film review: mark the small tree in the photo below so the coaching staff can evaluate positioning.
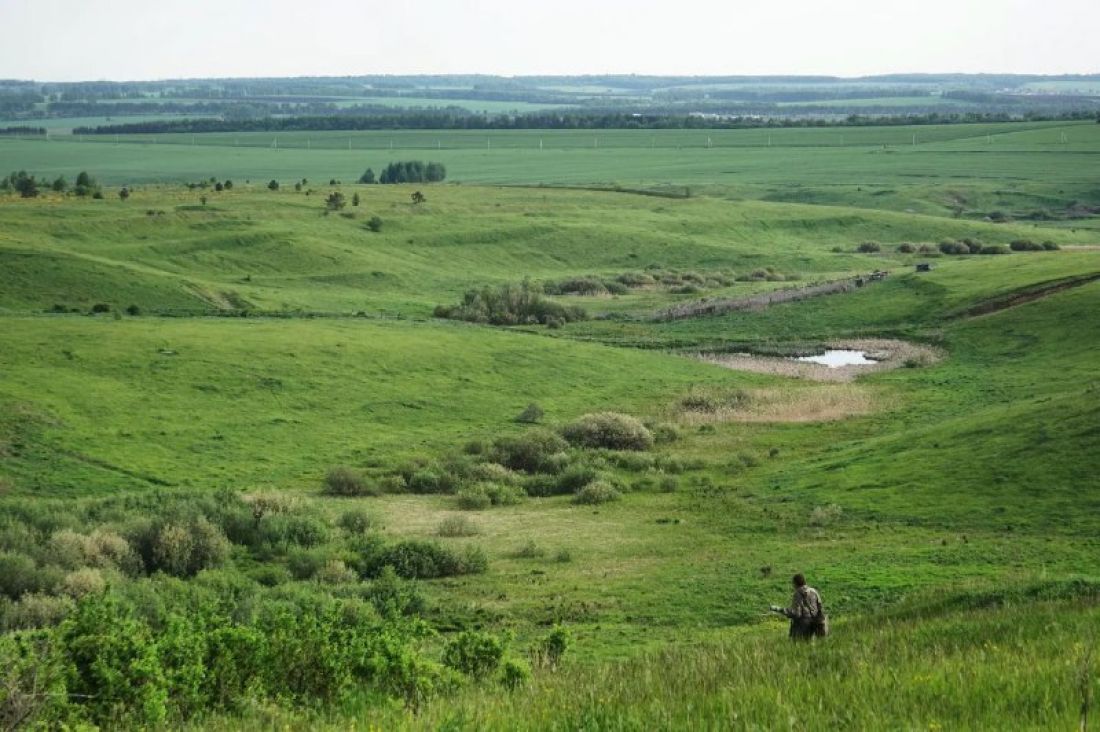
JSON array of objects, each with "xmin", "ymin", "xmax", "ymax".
[
  {"xmin": 118, "ymin": 187, "xmax": 130, "ymax": 201},
  {"xmin": 367, "ymin": 216, "xmax": 383, "ymax": 232},
  {"xmin": 358, "ymin": 168, "xmax": 376, "ymax": 184},
  {"xmin": 214, "ymin": 182, "xmax": 224, "ymax": 192},
  {"xmin": 223, "ymin": 180, "xmax": 233, "ymax": 190},
  {"xmin": 267, "ymin": 179, "xmax": 279, "ymax": 191},
  {"xmin": 411, "ymin": 191, "xmax": 426, "ymax": 205},
  {"xmin": 325, "ymin": 191, "xmax": 346, "ymax": 211},
  {"xmin": 51, "ymin": 176, "xmax": 67, "ymax": 192},
  {"xmin": 352, "ymin": 192, "xmax": 360, "ymax": 206}
]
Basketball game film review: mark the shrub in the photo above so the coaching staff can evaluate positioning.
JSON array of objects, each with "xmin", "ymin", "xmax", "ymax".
[
  {"xmin": 144, "ymin": 518, "xmax": 230, "ymax": 577},
  {"xmin": 324, "ymin": 191, "xmax": 346, "ymax": 211},
  {"xmin": 408, "ymin": 469, "xmax": 457, "ymax": 495},
  {"xmin": 125, "ymin": 304, "xmax": 141, "ymax": 316},
  {"xmin": 437, "ymin": 515, "xmax": 479, "ymax": 537},
  {"xmin": 553, "ymin": 549, "xmax": 573, "ymax": 563},
  {"xmin": 1042, "ymin": 241, "xmax": 1060, "ymax": 251},
  {"xmin": 896, "ymin": 242, "xmax": 916, "ymax": 253},
  {"xmin": 485, "ymin": 483, "xmax": 525, "ymax": 506},
  {"xmin": 492, "ymin": 429, "xmax": 569, "ymax": 473},
  {"xmin": 649, "ymin": 422, "xmax": 681, "ymax": 444},
  {"xmin": 456, "ymin": 486, "xmax": 491, "ymax": 510},
  {"xmin": 659, "ymin": 476, "xmax": 680, "ymax": 493},
  {"xmin": 323, "ymin": 466, "xmax": 376, "ymax": 496},
  {"xmin": 443, "ymin": 631, "xmax": 505, "ymax": 679},
  {"xmin": 515, "ymin": 402, "xmax": 545, "ymax": 424},
  {"xmin": 554, "ymin": 463, "xmax": 599, "ymax": 494},
  {"xmin": 90, "ymin": 302, "xmax": 110, "ymax": 313},
  {"xmin": 561, "ymin": 412, "xmax": 653, "ymax": 451},
  {"xmin": 363, "ymin": 541, "xmax": 487, "ymax": 579},
  {"xmin": 366, "ymin": 215, "xmax": 383, "ymax": 232},
  {"xmin": 1, "ymin": 592, "xmax": 74, "ymax": 630},
  {"xmin": 499, "ymin": 658, "xmax": 531, "ymax": 690},
  {"xmin": 287, "ymin": 550, "xmax": 327, "ymax": 580},
  {"xmin": 434, "ymin": 281, "xmax": 586, "ymax": 327},
  {"xmin": 857, "ymin": 241, "xmax": 881, "ymax": 253},
  {"xmin": 1010, "ymin": 239, "xmax": 1045, "ymax": 252},
  {"xmin": 338, "ymin": 509, "xmax": 376, "ymax": 535},
  {"xmin": 573, "ymin": 481, "xmax": 621, "ymax": 505},
  {"xmin": 0, "ymin": 553, "xmax": 47, "ymax": 599},
  {"xmin": 980, "ymin": 244, "xmax": 1010, "ymax": 255},
  {"xmin": 533, "ymin": 625, "xmax": 571, "ymax": 669},
  {"xmin": 466, "ymin": 462, "xmax": 519, "ymax": 485},
  {"xmin": 315, "ymin": 559, "xmax": 357, "ymax": 584},
  {"xmin": 59, "ymin": 568, "xmax": 106, "ymax": 599}
]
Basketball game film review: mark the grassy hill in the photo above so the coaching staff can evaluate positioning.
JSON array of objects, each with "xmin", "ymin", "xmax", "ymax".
[{"xmin": 1, "ymin": 123, "xmax": 1099, "ymax": 729}]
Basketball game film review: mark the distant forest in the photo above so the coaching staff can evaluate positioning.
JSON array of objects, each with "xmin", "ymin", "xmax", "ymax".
[{"xmin": 72, "ymin": 110, "xmax": 1100, "ymax": 135}]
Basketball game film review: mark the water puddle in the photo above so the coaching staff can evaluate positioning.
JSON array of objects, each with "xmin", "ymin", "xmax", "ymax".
[{"xmin": 794, "ymin": 350, "xmax": 877, "ymax": 368}]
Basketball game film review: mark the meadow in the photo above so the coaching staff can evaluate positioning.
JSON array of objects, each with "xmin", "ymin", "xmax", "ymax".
[{"xmin": 1, "ymin": 117, "xmax": 1099, "ymax": 729}]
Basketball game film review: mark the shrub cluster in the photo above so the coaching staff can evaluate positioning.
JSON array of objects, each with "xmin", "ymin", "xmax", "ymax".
[
  {"xmin": 433, "ymin": 281, "xmax": 586, "ymax": 327},
  {"xmin": 561, "ymin": 412, "xmax": 654, "ymax": 451}
]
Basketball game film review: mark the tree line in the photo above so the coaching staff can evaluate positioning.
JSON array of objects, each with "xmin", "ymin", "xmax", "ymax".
[{"xmin": 71, "ymin": 109, "xmax": 1100, "ymax": 136}]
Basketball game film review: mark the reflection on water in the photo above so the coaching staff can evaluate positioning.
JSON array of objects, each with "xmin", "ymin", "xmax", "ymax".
[{"xmin": 794, "ymin": 350, "xmax": 877, "ymax": 368}]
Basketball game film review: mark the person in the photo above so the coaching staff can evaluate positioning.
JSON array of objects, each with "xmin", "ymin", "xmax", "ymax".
[{"xmin": 770, "ymin": 573, "xmax": 828, "ymax": 640}]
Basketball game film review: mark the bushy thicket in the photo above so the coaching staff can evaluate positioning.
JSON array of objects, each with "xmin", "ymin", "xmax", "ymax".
[
  {"xmin": 561, "ymin": 413, "xmax": 654, "ymax": 451},
  {"xmin": 434, "ymin": 281, "xmax": 586, "ymax": 327},
  {"xmin": 0, "ymin": 488, "xmax": 520, "ymax": 726}
]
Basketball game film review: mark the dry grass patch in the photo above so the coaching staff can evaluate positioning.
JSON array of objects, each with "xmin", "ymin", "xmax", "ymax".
[{"xmin": 674, "ymin": 384, "xmax": 884, "ymax": 424}]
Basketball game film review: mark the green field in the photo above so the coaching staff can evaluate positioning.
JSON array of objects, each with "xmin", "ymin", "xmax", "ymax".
[
  {"xmin": 3, "ymin": 120, "xmax": 1098, "ymax": 225},
  {"xmin": 2, "ymin": 118, "xmax": 1100, "ymax": 729}
]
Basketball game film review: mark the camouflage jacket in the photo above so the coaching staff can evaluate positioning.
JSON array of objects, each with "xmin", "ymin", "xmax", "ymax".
[{"xmin": 786, "ymin": 586, "xmax": 823, "ymax": 620}]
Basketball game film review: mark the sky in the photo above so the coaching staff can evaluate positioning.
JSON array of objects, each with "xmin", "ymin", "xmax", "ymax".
[{"xmin": 0, "ymin": 0, "xmax": 1097, "ymax": 82}]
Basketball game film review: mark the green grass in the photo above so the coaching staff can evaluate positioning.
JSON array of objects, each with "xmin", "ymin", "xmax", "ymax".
[
  {"xmin": 2, "ymin": 117, "xmax": 1100, "ymax": 729},
  {"xmin": 2, "ymin": 120, "xmax": 1098, "ymax": 222}
]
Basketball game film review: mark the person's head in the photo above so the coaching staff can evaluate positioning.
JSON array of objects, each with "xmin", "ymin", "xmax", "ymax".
[{"xmin": 792, "ymin": 573, "xmax": 806, "ymax": 588}]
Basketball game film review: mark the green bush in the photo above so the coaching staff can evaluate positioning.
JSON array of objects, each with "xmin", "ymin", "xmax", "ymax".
[
  {"xmin": 492, "ymin": 429, "xmax": 570, "ymax": 473},
  {"xmin": 980, "ymin": 244, "xmax": 1010, "ymax": 255},
  {"xmin": 561, "ymin": 412, "xmax": 653, "ymax": 451},
  {"xmin": 533, "ymin": 625, "xmax": 571, "ymax": 670},
  {"xmin": 288, "ymin": 550, "xmax": 327, "ymax": 580},
  {"xmin": 442, "ymin": 631, "xmax": 505, "ymax": 679},
  {"xmin": 437, "ymin": 515, "xmax": 479, "ymax": 537},
  {"xmin": 573, "ymin": 481, "xmax": 621, "ymax": 506},
  {"xmin": 456, "ymin": 486, "xmax": 492, "ymax": 510},
  {"xmin": 2, "ymin": 592, "xmax": 74, "ymax": 630},
  {"xmin": 141, "ymin": 517, "xmax": 230, "ymax": 578},
  {"xmin": 407, "ymin": 469, "xmax": 459, "ymax": 495},
  {"xmin": 323, "ymin": 466, "xmax": 376, "ymax": 496},
  {"xmin": 485, "ymin": 483, "xmax": 525, "ymax": 506},
  {"xmin": 337, "ymin": 509, "xmax": 376, "ymax": 535},
  {"xmin": 554, "ymin": 463, "xmax": 599, "ymax": 494},
  {"xmin": 896, "ymin": 242, "xmax": 916, "ymax": 253},
  {"xmin": 434, "ymin": 281, "xmax": 586, "ymax": 327},
  {"xmin": 498, "ymin": 657, "xmax": 531, "ymax": 690},
  {"xmin": 362, "ymin": 541, "xmax": 487, "ymax": 579},
  {"xmin": 515, "ymin": 402, "xmax": 545, "ymax": 424},
  {"xmin": 857, "ymin": 241, "xmax": 881, "ymax": 253}
]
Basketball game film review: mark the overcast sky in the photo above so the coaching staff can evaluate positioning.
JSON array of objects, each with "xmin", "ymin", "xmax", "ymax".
[{"xmin": 1, "ymin": 0, "xmax": 1097, "ymax": 82}]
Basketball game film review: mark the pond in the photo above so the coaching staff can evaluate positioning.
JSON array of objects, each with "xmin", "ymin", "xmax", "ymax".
[{"xmin": 793, "ymin": 350, "xmax": 878, "ymax": 368}]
